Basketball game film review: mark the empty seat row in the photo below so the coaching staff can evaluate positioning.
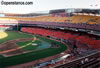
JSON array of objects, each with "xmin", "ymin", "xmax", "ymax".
[{"xmin": 21, "ymin": 27, "xmax": 100, "ymax": 49}]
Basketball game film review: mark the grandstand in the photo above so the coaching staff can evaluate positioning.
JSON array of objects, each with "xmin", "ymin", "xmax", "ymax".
[{"xmin": 0, "ymin": 8, "xmax": 100, "ymax": 68}]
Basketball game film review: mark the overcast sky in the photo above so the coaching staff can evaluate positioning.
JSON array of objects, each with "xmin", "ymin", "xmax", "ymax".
[{"xmin": 0, "ymin": 0, "xmax": 100, "ymax": 14}]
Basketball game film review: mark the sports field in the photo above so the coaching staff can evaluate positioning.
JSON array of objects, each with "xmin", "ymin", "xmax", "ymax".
[
  {"xmin": 0, "ymin": 31, "xmax": 33, "ymax": 44},
  {"xmin": 0, "ymin": 31, "xmax": 67, "ymax": 67}
]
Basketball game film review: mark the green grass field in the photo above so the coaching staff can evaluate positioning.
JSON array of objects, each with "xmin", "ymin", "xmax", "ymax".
[
  {"xmin": 0, "ymin": 31, "xmax": 67, "ymax": 67},
  {"xmin": 17, "ymin": 40, "xmax": 41, "ymax": 51},
  {"xmin": 0, "ymin": 31, "xmax": 33, "ymax": 44},
  {"xmin": 0, "ymin": 55, "xmax": 4, "ymax": 58}
]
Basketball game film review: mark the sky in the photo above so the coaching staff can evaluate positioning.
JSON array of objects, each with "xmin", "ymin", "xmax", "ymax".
[{"xmin": 0, "ymin": 0, "xmax": 100, "ymax": 14}]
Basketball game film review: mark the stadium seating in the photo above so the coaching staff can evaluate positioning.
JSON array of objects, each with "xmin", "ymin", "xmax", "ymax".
[
  {"xmin": 0, "ymin": 15, "xmax": 100, "ymax": 31},
  {"xmin": 21, "ymin": 27, "xmax": 100, "ymax": 49},
  {"xmin": 1, "ymin": 15, "xmax": 100, "ymax": 24}
]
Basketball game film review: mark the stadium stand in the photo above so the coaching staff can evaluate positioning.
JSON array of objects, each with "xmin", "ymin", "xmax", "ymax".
[
  {"xmin": 0, "ymin": 9, "xmax": 100, "ymax": 68},
  {"xmin": 21, "ymin": 27, "xmax": 100, "ymax": 68},
  {"xmin": 0, "ymin": 14, "xmax": 100, "ymax": 31},
  {"xmin": 0, "ymin": 14, "xmax": 100, "ymax": 24},
  {"xmin": 21, "ymin": 27, "xmax": 100, "ymax": 49}
]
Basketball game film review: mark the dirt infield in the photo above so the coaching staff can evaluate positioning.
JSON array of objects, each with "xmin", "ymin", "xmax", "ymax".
[
  {"xmin": 0, "ymin": 38, "xmax": 33, "ymax": 57},
  {"xmin": 6, "ymin": 36, "xmax": 70, "ymax": 68},
  {"xmin": 0, "ymin": 31, "xmax": 8, "ymax": 39},
  {"xmin": 6, "ymin": 42, "xmax": 70, "ymax": 68}
]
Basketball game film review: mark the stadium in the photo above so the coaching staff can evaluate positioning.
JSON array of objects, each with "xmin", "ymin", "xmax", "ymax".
[{"xmin": 0, "ymin": 8, "xmax": 100, "ymax": 68}]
